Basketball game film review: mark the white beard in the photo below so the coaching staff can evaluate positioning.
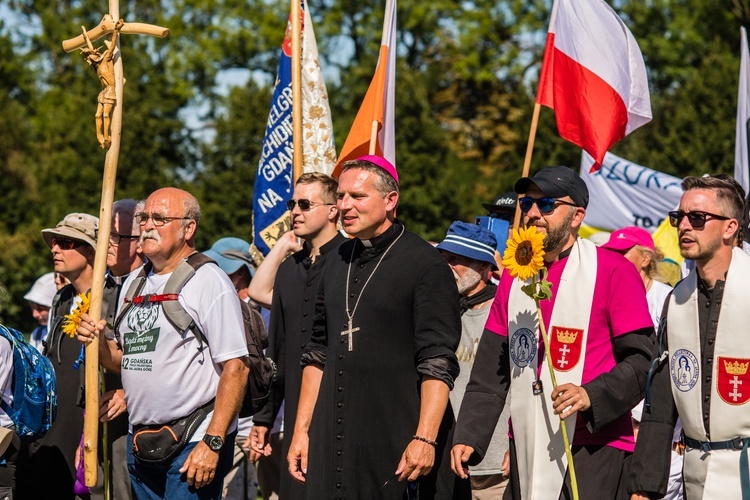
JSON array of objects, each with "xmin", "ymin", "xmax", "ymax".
[{"xmin": 457, "ymin": 266, "xmax": 483, "ymax": 295}]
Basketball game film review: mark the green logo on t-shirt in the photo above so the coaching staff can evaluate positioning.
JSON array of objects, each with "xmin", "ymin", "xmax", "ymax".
[{"xmin": 123, "ymin": 328, "xmax": 160, "ymax": 355}]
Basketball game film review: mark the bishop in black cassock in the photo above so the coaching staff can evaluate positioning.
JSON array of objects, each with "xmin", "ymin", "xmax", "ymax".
[
  {"xmin": 290, "ymin": 155, "xmax": 470, "ymax": 499},
  {"xmin": 301, "ymin": 220, "xmax": 469, "ymax": 499}
]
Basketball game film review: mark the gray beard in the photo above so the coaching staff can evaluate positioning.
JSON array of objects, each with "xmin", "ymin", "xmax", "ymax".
[{"xmin": 457, "ymin": 266, "xmax": 483, "ymax": 295}]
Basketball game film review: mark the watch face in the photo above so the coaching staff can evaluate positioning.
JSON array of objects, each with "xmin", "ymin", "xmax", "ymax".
[{"xmin": 205, "ymin": 435, "xmax": 223, "ymax": 451}]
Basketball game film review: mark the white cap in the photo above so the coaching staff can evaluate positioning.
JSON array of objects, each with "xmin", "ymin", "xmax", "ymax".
[{"xmin": 23, "ymin": 272, "xmax": 57, "ymax": 308}]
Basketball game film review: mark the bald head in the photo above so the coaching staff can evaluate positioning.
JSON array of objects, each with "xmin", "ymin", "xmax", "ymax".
[{"xmin": 139, "ymin": 188, "xmax": 201, "ymax": 274}]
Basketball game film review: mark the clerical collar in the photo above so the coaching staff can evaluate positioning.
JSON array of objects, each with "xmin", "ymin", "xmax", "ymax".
[
  {"xmin": 302, "ymin": 233, "xmax": 347, "ymax": 268},
  {"xmin": 358, "ymin": 220, "xmax": 403, "ymax": 250}
]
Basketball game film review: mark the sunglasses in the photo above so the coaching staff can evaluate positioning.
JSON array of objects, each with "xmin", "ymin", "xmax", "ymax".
[
  {"xmin": 51, "ymin": 237, "xmax": 85, "ymax": 250},
  {"xmin": 286, "ymin": 199, "xmax": 333, "ymax": 211},
  {"xmin": 109, "ymin": 232, "xmax": 140, "ymax": 245},
  {"xmin": 135, "ymin": 212, "xmax": 192, "ymax": 227},
  {"xmin": 668, "ymin": 210, "xmax": 730, "ymax": 229},
  {"xmin": 519, "ymin": 196, "xmax": 577, "ymax": 215}
]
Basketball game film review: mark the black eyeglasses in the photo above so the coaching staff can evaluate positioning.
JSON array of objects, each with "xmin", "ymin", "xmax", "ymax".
[
  {"xmin": 519, "ymin": 196, "xmax": 577, "ymax": 215},
  {"xmin": 109, "ymin": 232, "xmax": 139, "ymax": 245},
  {"xmin": 51, "ymin": 237, "xmax": 85, "ymax": 250},
  {"xmin": 286, "ymin": 199, "xmax": 333, "ymax": 211},
  {"xmin": 135, "ymin": 212, "xmax": 193, "ymax": 227},
  {"xmin": 668, "ymin": 210, "xmax": 730, "ymax": 229}
]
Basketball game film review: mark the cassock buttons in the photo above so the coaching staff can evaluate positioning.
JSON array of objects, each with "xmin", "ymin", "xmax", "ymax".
[
  {"xmin": 337, "ymin": 467, "xmax": 343, "ymax": 473},
  {"xmin": 704, "ymin": 395, "xmax": 710, "ymax": 402},
  {"xmin": 336, "ymin": 434, "xmax": 342, "ymax": 440},
  {"xmin": 338, "ymin": 386, "xmax": 344, "ymax": 392},
  {"xmin": 337, "ymin": 418, "xmax": 343, "ymax": 423},
  {"xmin": 338, "ymin": 354, "xmax": 344, "ymax": 360},
  {"xmin": 337, "ymin": 402, "xmax": 343, "ymax": 408},
  {"xmin": 338, "ymin": 370, "xmax": 344, "ymax": 375},
  {"xmin": 349, "ymin": 293, "xmax": 355, "ymax": 298},
  {"xmin": 707, "ymin": 357, "xmax": 712, "ymax": 364},
  {"xmin": 354, "ymin": 278, "xmax": 359, "ymax": 283},
  {"xmin": 336, "ymin": 483, "xmax": 342, "ymax": 488},
  {"xmin": 708, "ymin": 339, "xmax": 714, "ymax": 345},
  {"xmin": 705, "ymin": 376, "xmax": 711, "ymax": 383},
  {"xmin": 307, "ymin": 282, "xmax": 312, "ymax": 287},
  {"xmin": 359, "ymin": 264, "xmax": 364, "ymax": 269}
]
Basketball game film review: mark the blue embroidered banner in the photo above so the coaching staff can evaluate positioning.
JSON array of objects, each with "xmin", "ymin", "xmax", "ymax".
[{"xmin": 252, "ymin": 22, "xmax": 294, "ymax": 256}]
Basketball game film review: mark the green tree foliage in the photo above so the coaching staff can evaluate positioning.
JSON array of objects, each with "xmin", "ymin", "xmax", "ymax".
[{"xmin": 0, "ymin": 0, "xmax": 747, "ymax": 330}]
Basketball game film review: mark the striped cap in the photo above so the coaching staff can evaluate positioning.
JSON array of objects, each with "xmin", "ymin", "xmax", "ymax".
[{"xmin": 436, "ymin": 221, "xmax": 498, "ymax": 270}]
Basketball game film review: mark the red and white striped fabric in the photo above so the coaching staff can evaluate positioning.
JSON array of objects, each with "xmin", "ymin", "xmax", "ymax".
[{"xmin": 536, "ymin": 0, "xmax": 652, "ymax": 172}]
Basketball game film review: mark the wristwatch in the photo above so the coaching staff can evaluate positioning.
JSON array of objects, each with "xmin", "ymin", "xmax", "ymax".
[{"xmin": 202, "ymin": 434, "xmax": 224, "ymax": 452}]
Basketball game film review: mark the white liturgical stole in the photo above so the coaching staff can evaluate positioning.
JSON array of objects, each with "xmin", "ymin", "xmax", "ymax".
[
  {"xmin": 667, "ymin": 247, "xmax": 750, "ymax": 499},
  {"xmin": 507, "ymin": 238, "xmax": 597, "ymax": 500}
]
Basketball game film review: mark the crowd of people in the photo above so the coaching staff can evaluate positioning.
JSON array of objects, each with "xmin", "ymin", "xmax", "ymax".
[{"xmin": 0, "ymin": 157, "xmax": 749, "ymax": 500}]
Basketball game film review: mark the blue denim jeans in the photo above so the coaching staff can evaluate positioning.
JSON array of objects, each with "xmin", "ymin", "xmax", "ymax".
[{"xmin": 127, "ymin": 431, "xmax": 236, "ymax": 499}]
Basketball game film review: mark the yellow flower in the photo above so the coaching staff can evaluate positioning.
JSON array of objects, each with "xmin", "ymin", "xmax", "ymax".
[
  {"xmin": 62, "ymin": 292, "xmax": 91, "ymax": 338},
  {"xmin": 502, "ymin": 226, "xmax": 545, "ymax": 280}
]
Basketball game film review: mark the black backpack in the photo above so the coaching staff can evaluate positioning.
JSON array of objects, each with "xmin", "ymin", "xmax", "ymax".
[{"xmin": 114, "ymin": 253, "xmax": 277, "ymax": 417}]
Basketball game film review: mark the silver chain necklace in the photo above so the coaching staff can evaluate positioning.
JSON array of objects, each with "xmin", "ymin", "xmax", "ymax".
[{"xmin": 341, "ymin": 225, "xmax": 405, "ymax": 351}]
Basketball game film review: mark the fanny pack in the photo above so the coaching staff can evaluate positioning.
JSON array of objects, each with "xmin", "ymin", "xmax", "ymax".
[{"xmin": 132, "ymin": 399, "xmax": 215, "ymax": 465}]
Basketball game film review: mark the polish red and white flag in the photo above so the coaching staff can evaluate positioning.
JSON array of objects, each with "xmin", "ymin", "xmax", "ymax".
[{"xmin": 536, "ymin": 0, "xmax": 652, "ymax": 172}]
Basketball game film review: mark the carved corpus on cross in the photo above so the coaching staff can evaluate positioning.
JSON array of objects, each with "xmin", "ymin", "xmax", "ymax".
[{"xmin": 61, "ymin": 6, "xmax": 168, "ymax": 489}]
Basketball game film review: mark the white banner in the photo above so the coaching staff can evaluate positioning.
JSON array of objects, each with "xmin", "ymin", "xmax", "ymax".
[{"xmin": 580, "ymin": 151, "xmax": 683, "ymax": 233}]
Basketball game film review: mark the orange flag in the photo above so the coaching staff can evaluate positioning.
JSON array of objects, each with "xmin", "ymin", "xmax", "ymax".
[{"xmin": 332, "ymin": 0, "xmax": 396, "ymax": 177}]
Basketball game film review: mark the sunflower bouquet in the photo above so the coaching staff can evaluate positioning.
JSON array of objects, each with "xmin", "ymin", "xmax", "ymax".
[{"xmin": 502, "ymin": 226, "xmax": 579, "ymax": 500}]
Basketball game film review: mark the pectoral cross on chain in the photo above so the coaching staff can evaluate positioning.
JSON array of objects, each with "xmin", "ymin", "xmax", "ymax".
[{"xmin": 341, "ymin": 319, "xmax": 360, "ymax": 352}]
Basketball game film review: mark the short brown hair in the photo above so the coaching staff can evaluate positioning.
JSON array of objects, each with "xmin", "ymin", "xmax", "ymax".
[
  {"xmin": 682, "ymin": 174, "xmax": 746, "ymax": 242},
  {"xmin": 296, "ymin": 172, "xmax": 339, "ymax": 205}
]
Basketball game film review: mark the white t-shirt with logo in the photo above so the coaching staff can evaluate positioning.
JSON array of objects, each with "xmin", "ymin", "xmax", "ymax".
[{"xmin": 113, "ymin": 263, "xmax": 248, "ymax": 434}]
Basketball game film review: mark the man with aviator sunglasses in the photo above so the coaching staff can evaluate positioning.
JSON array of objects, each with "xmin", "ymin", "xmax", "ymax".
[
  {"xmin": 630, "ymin": 175, "xmax": 750, "ymax": 500},
  {"xmin": 248, "ymin": 172, "xmax": 345, "ymax": 500},
  {"xmin": 453, "ymin": 166, "xmax": 654, "ymax": 500}
]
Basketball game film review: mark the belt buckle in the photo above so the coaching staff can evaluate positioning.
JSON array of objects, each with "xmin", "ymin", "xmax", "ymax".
[{"xmin": 732, "ymin": 437, "xmax": 745, "ymax": 450}]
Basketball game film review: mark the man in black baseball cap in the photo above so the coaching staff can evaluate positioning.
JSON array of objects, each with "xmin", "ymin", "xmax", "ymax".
[
  {"xmin": 482, "ymin": 192, "xmax": 518, "ymax": 221},
  {"xmin": 514, "ymin": 165, "xmax": 589, "ymax": 209},
  {"xmin": 453, "ymin": 164, "xmax": 654, "ymax": 500}
]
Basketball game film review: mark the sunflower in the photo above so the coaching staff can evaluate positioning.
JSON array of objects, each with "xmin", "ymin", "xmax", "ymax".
[
  {"xmin": 62, "ymin": 291, "xmax": 91, "ymax": 338},
  {"xmin": 502, "ymin": 226, "xmax": 545, "ymax": 280}
]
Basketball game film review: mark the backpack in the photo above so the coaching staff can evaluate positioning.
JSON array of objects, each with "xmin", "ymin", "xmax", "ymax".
[
  {"xmin": 0, "ymin": 324, "xmax": 57, "ymax": 441},
  {"xmin": 114, "ymin": 253, "xmax": 277, "ymax": 418}
]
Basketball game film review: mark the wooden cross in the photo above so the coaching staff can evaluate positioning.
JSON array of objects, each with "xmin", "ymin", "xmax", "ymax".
[
  {"xmin": 61, "ymin": 4, "xmax": 168, "ymax": 490},
  {"xmin": 341, "ymin": 318, "xmax": 361, "ymax": 352}
]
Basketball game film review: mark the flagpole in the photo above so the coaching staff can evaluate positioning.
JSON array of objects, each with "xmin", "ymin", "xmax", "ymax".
[
  {"xmin": 368, "ymin": 121, "xmax": 378, "ymax": 154},
  {"xmin": 292, "ymin": 0, "xmax": 303, "ymax": 183},
  {"xmin": 513, "ymin": 102, "xmax": 541, "ymax": 229},
  {"xmin": 512, "ymin": 0, "xmax": 559, "ymax": 229}
]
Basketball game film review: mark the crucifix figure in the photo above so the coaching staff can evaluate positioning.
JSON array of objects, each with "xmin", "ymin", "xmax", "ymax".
[
  {"xmin": 62, "ymin": 10, "xmax": 168, "ymax": 491},
  {"xmin": 81, "ymin": 18, "xmax": 124, "ymax": 149}
]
